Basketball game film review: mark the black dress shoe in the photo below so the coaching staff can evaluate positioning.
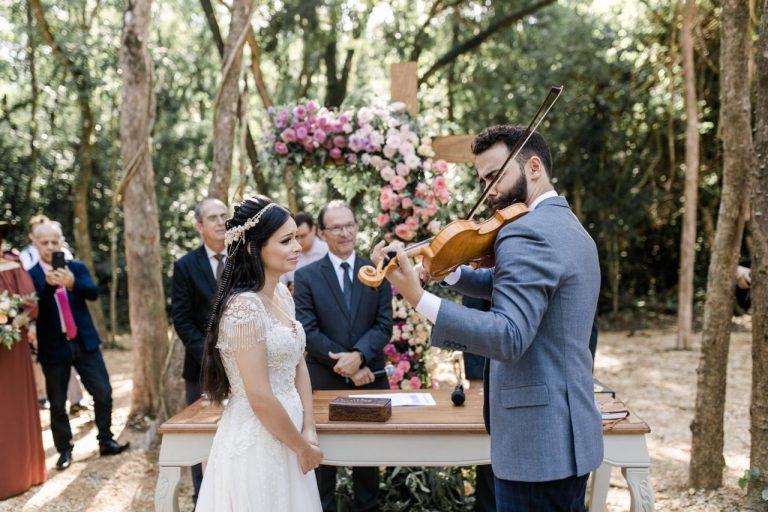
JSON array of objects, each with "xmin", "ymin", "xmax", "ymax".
[
  {"xmin": 56, "ymin": 451, "xmax": 72, "ymax": 470},
  {"xmin": 99, "ymin": 439, "xmax": 130, "ymax": 456}
]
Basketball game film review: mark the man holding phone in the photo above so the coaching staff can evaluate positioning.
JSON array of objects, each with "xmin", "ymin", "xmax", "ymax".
[{"xmin": 28, "ymin": 222, "xmax": 128, "ymax": 470}]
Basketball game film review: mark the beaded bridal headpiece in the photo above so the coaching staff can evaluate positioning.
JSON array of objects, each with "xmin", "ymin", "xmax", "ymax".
[{"xmin": 224, "ymin": 202, "xmax": 278, "ymax": 247}]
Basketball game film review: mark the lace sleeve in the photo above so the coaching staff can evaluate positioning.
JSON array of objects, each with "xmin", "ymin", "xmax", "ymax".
[{"xmin": 217, "ymin": 293, "xmax": 267, "ymax": 351}]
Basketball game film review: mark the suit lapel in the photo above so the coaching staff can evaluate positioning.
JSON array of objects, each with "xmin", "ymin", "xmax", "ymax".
[
  {"xmin": 319, "ymin": 255, "xmax": 350, "ymax": 320},
  {"xmin": 194, "ymin": 246, "xmax": 217, "ymax": 296}
]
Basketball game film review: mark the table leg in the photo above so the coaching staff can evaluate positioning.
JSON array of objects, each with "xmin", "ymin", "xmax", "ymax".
[
  {"xmin": 622, "ymin": 466, "xmax": 655, "ymax": 512},
  {"xmin": 588, "ymin": 462, "xmax": 612, "ymax": 512},
  {"xmin": 155, "ymin": 466, "xmax": 181, "ymax": 512}
]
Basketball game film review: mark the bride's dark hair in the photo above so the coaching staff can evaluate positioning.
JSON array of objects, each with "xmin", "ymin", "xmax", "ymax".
[{"xmin": 202, "ymin": 195, "xmax": 292, "ymax": 403}]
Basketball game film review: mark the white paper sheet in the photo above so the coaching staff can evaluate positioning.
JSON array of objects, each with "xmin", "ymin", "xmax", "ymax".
[{"xmin": 350, "ymin": 392, "xmax": 437, "ymax": 407}]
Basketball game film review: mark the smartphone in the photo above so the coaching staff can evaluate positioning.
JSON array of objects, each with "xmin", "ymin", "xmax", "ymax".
[{"xmin": 52, "ymin": 251, "xmax": 66, "ymax": 270}]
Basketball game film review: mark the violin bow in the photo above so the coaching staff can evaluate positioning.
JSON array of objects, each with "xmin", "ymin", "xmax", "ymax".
[{"xmin": 466, "ymin": 86, "xmax": 564, "ymax": 221}]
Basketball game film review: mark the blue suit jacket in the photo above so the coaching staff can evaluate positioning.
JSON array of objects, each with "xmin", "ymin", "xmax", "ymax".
[
  {"xmin": 29, "ymin": 260, "xmax": 102, "ymax": 364},
  {"xmin": 294, "ymin": 253, "xmax": 393, "ymax": 389},
  {"xmin": 431, "ymin": 196, "xmax": 604, "ymax": 482}
]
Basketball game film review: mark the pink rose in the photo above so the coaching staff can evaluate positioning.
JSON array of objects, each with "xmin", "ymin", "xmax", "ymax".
[
  {"xmin": 405, "ymin": 216, "xmax": 419, "ymax": 230},
  {"xmin": 390, "ymin": 175, "xmax": 407, "ymax": 192},
  {"xmin": 397, "ymin": 360, "xmax": 411, "ymax": 372},
  {"xmin": 432, "ymin": 176, "xmax": 449, "ymax": 203},
  {"xmin": 393, "ymin": 369, "xmax": 405, "ymax": 382},
  {"xmin": 383, "ymin": 145, "xmax": 397, "ymax": 159},
  {"xmin": 428, "ymin": 220, "xmax": 441, "ymax": 234},
  {"xmin": 274, "ymin": 142, "xmax": 288, "ymax": 155},
  {"xmin": 415, "ymin": 182, "xmax": 429, "ymax": 197},
  {"xmin": 377, "ymin": 214, "xmax": 390, "ymax": 227},
  {"xmin": 395, "ymin": 162, "xmax": 410, "ymax": 177},
  {"xmin": 380, "ymin": 166, "xmax": 395, "ymax": 182},
  {"xmin": 434, "ymin": 159, "xmax": 449, "ymax": 174},
  {"xmin": 293, "ymin": 105, "xmax": 307, "ymax": 119},
  {"xmin": 401, "ymin": 197, "xmax": 414, "ymax": 209},
  {"xmin": 303, "ymin": 142, "xmax": 314, "ymax": 153},
  {"xmin": 380, "ymin": 186, "xmax": 396, "ymax": 210},
  {"xmin": 295, "ymin": 126, "xmax": 308, "ymax": 141},
  {"xmin": 409, "ymin": 376, "xmax": 422, "ymax": 389},
  {"xmin": 306, "ymin": 100, "xmax": 319, "ymax": 113},
  {"xmin": 313, "ymin": 129, "xmax": 327, "ymax": 143},
  {"xmin": 333, "ymin": 135, "xmax": 346, "ymax": 148},
  {"xmin": 329, "ymin": 147, "xmax": 342, "ymax": 159},
  {"xmin": 280, "ymin": 128, "xmax": 297, "ymax": 143},
  {"xmin": 404, "ymin": 154, "xmax": 421, "ymax": 170},
  {"xmin": 395, "ymin": 223, "xmax": 415, "ymax": 241},
  {"xmin": 398, "ymin": 141, "xmax": 415, "ymax": 156}
]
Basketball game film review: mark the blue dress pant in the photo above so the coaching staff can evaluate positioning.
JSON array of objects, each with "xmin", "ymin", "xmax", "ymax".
[
  {"xmin": 41, "ymin": 342, "xmax": 114, "ymax": 454},
  {"xmin": 494, "ymin": 473, "xmax": 588, "ymax": 512}
]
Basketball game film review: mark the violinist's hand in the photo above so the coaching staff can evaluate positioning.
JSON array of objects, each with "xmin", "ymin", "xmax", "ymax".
[
  {"xmin": 380, "ymin": 243, "xmax": 424, "ymax": 307},
  {"xmin": 370, "ymin": 240, "xmax": 389, "ymax": 267}
]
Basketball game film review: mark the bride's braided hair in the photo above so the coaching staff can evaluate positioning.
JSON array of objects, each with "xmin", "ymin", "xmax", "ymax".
[{"xmin": 202, "ymin": 195, "xmax": 292, "ymax": 403}]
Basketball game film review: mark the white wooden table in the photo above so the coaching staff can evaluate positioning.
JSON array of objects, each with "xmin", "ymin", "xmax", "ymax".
[{"xmin": 154, "ymin": 388, "xmax": 654, "ymax": 511}]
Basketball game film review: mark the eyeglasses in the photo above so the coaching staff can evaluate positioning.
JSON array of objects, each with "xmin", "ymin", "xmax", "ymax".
[{"xmin": 324, "ymin": 222, "xmax": 357, "ymax": 235}]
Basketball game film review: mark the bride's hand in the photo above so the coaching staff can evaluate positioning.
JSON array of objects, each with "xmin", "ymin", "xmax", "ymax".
[
  {"xmin": 301, "ymin": 427, "xmax": 319, "ymax": 447},
  {"xmin": 299, "ymin": 442, "xmax": 324, "ymax": 474}
]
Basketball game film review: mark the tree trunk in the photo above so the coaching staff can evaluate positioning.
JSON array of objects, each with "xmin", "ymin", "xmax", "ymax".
[
  {"xmin": 25, "ymin": 0, "xmax": 38, "ymax": 207},
  {"xmin": 676, "ymin": 0, "xmax": 700, "ymax": 351},
  {"xmin": 199, "ymin": 0, "xmax": 269, "ymax": 195},
  {"xmin": 747, "ymin": 0, "xmax": 768, "ymax": 504},
  {"xmin": 689, "ymin": 0, "xmax": 753, "ymax": 489},
  {"xmin": 120, "ymin": 0, "xmax": 169, "ymax": 418},
  {"xmin": 208, "ymin": 0, "xmax": 252, "ymax": 203}
]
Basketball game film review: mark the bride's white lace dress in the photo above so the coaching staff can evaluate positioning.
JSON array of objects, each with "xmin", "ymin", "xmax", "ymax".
[{"xmin": 196, "ymin": 285, "xmax": 322, "ymax": 511}]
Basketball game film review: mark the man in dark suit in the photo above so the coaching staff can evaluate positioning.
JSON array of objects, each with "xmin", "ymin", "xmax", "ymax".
[
  {"xmin": 170, "ymin": 197, "xmax": 228, "ymax": 503},
  {"xmin": 28, "ymin": 222, "xmax": 128, "ymax": 471},
  {"xmin": 294, "ymin": 200, "xmax": 393, "ymax": 512}
]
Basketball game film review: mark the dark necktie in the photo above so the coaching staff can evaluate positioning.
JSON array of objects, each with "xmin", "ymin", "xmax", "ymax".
[
  {"xmin": 340, "ymin": 262, "xmax": 353, "ymax": 311},
  {"xmin": 214, "ymin": 253, "xmax": 225, "ymax": 282}
]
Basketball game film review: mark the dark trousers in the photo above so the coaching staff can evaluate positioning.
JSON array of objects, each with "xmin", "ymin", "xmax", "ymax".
[
  {"xmin": 41, "ymin": 343, "xmax": 114, "ymax": 454},
  {"xmin": 494, "ymin": 473, "xmax": 588, "ymax": 512},
  {"xmin": 185, "ymin": 379, "xmax": 203, "ymax": 505},
  {"xmin": 475, "ymin": 464, "xmax": 496, "ymax": 511},
  {"xmin": 318, "ymin": 465, "xmax": 379, "ymax": 512}
]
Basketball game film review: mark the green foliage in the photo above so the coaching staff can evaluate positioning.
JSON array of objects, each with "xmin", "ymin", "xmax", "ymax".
[
  {"xmin": 335, "ymin": 466, "xmax": 474, "ymax": 511},
  {"xmin": 0, "ymin": 0, "xmax": 732, "ymax": 330}
]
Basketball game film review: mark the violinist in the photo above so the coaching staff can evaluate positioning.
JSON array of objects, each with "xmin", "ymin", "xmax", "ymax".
[{"xmin": 371, "ymin": 125, "xmax": 603, "ymax": 512}]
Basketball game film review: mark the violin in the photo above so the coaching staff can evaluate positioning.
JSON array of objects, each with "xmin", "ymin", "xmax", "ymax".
[{"xmin": 358, "ymin": 86, "xmax": 564, "ymax": 288}]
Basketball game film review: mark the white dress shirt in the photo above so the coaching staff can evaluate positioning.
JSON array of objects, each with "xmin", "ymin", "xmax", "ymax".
[
  {"xmin": 204, "ymin": 245, "xmax": 227, "ymax": 279},
  {"xmin": 326, "ymin": 251, "xmax": 356, "ymax": 292},
  {"xmin": 416, "ymin": 191, "xmax": 560, "ymax": 323}
]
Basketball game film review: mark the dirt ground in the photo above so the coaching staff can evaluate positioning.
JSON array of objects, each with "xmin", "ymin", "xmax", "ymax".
[{"xmin": 0, "ymin": 318, "xmax": 755, "ymax": 511}]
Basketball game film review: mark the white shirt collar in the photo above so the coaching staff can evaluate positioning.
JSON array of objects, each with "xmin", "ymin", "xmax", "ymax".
[
  {"xmin": 529, "ymin": 190, "xmax": 559, "ymax": 211},
  {"xmin": 327, "ymin": 251, "xmax": 355, "ymax": 271},
  {"xmin": 204, "ymin": 244, "xmax": 226, "ymax": 260}
]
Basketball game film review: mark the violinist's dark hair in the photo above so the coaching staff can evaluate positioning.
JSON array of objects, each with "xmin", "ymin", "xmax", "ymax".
[
  {"xmin": 202, "ymin": 195, "xmax": 292, "ymax": 403},
  {"xmin": 471, "ymin": 125, "xmax": 553, "ymax": 179}
]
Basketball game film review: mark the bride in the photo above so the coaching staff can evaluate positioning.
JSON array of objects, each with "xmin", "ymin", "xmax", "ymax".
[{"xmin": 196, "ymin": 195, "xmax": 323, "ymax": 511}]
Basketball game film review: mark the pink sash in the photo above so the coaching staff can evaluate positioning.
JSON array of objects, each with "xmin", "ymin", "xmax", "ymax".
[{"xmin": 54, "ymin": 286, "xmax": 78, "ymax": 340}]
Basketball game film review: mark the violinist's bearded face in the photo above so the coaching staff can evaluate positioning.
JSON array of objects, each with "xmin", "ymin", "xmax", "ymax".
[{"xmin": 489, "ymin": 166, "xmax": 528, "ymax": 211}]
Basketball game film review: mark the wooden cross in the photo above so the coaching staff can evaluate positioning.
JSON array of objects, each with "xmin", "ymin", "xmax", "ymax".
[{"xmin": 390, "ymin": 62, "xmax": 475, "ymax": 164}]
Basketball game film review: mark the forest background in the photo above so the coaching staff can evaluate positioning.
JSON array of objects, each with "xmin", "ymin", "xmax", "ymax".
[{"xmin": 2, "ymin": 0, "xmax": 768, "ymax": 506}]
